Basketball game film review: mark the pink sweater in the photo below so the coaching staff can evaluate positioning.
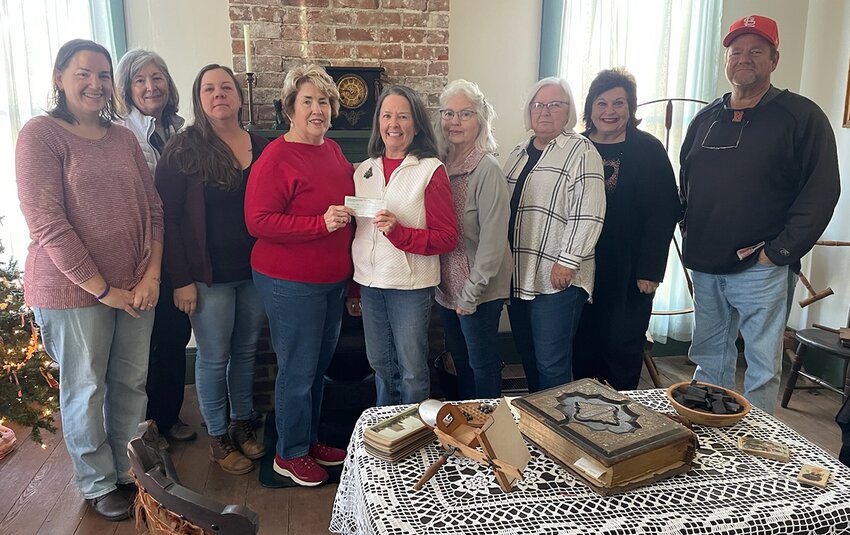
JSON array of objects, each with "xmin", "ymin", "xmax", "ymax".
[{"xmin": 15, "ymin": 116, "xmax": 163, "ymax": 309}]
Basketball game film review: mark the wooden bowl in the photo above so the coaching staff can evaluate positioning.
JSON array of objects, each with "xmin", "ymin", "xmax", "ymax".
[{"xmin": 666, "ymin": 381, "xmax": 752, "ymax": 427}]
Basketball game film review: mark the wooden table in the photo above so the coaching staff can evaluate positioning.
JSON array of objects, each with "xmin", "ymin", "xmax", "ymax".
[{"xmin": 330, "ymin": 389, "xmax": 850, "ymax": 535}]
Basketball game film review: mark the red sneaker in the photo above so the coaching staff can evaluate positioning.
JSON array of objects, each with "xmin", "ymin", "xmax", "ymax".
[
  {"xmin": 273, "ymin": 454, "xmax": 328, "ymax": 486},
  {"xmin": 309, "ymin": 442, "xmax": 347, "ymax": 466}
]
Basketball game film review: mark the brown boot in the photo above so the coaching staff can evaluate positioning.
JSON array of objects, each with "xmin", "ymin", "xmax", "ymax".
[
  {"xmin": 228, "ymin": 419, "xmax": 266, "ymax": 460},
  {"xmin": 208, "ymin": 434, "xmax": 253, "ymax": 475}
]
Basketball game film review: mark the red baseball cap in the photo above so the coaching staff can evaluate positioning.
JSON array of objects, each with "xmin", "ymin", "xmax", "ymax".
[{"xmin": 723, "ymin": 15, "xmax": 779, "ymax": 48}]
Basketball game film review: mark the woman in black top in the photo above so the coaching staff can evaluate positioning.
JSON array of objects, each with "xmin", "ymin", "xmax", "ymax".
[
  {"xmin": 573, "ymin": 68, "xmax": 681, "ymax": 390},
  {"xmin": 156, "ymin": 64, "xmax": 268, "ymax": 474}
]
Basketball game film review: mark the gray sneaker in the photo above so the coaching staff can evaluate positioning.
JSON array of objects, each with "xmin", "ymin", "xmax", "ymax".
[{"xmin": 167, "ymin": 420, "xmax": 197, "ymax": 442}]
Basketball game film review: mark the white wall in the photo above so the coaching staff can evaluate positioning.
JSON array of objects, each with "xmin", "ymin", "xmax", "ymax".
[
  {"xmin": 795, "ymin": 0, "xmax": 850, "ymax": 331},
  {"xmin": 448, "ymin": 0, "xmax": 542, "ymax": 164},
  {"xmin": 123, "ymin": 0, "xmax": 231, "ymax": 123}
]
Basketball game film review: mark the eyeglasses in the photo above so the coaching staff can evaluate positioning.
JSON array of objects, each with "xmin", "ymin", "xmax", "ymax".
[
  {"xmin": 439, "ymin": 109, "xmax": 477, "ymax": 121},
  {"xmin": 701, "ymin": 119, "xmax": 749, "ymax": 150},
  {"xmin": 530, "ymin": 101, "xmax": 569, "ymax": 113}
]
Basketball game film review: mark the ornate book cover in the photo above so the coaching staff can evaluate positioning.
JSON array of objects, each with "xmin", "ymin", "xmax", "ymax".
[{"xmin": 513, "ymin": 379, "xmax": 696, "ymax": 493}]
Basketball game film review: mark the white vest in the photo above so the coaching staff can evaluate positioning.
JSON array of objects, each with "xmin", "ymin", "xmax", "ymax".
[{"xmin": 352, "ymin": 155, "xmax": 442, "ymax": 289}]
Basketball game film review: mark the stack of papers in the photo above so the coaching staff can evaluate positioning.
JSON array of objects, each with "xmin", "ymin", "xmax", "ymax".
[{"xmin": 363, "ymin": 406, "xmax": 434, "ymax": 462}]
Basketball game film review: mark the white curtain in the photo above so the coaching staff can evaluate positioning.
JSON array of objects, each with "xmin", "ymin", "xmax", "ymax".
[
  {"xmin": 0, "ymin": 0, "xmax": 116, "ymax": 261},
  {"xmin": 558, "ymin": 0, "xmax": 722, "ymax": 342}
]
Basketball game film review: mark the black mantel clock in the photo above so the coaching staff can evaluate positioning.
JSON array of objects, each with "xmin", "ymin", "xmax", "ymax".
[{"xmin": 325, "ymin": 66, "xmax": 384, "ymax": 130}]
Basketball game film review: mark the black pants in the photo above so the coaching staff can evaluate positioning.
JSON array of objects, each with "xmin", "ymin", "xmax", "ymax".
[
  {"xmin": 145, "ymin": 287, "xmax": 192, "ymax": 432},
  {"xmin": 573, "ymin": 289, "xmax": 654, "ymax": 391}
]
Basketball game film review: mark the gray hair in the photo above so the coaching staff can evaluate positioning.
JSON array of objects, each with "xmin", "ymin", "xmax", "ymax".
[
  {"xmin": 281, "ymin": 64, "xmax": 340, "ymax": 120},
  {"xmin": 522, "ymin": 76, "xmax": 577, "ymax": 133},
  {"xmin": 115, "ymin": 48, "xmax": 179, "ymax": 120},
  {"xmin": 435, "ymin": 79, "xmax": 498, "ymax": 158}
]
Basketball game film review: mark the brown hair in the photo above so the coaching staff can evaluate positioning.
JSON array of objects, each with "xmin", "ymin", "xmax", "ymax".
[
  {"xmin": 582, "ymin": 67, "xmax": 641, "ymax": 134},
  {"xmin": 367, "ymin": 85, "xmax": 438, "ymax": 160},
  {"xmin": 160, "ymin": 64, "xmax": 244, "ymax": 191},
  {"xmin": 48, "ymin": 39, "xmax": 118, "ymax": 126}
]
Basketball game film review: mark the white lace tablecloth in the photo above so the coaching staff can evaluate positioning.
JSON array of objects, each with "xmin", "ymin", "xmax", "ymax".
[{"xmin": 330, "ymin": 390, "xmax": 850, "ymax": 535}]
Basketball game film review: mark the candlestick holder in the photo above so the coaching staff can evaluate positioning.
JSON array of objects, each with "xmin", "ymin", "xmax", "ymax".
[{"xmin": 245, "ymin": 72, "xmax": 257, "ymax": 131}]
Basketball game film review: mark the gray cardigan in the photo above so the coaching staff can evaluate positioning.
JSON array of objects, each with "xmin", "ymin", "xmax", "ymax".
[{"xmin": 436, "ymin": 152, "xmax": 512, "ymax": 312}]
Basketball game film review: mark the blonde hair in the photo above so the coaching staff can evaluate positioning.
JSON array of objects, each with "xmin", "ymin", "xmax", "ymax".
[{"xmin": 281, "ymin": 64, "xmax": 340, "ymax": 120}]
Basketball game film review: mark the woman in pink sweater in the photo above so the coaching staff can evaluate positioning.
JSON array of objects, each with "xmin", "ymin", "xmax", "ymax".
[{"xmin": 15, "ymin": 39, "xmax": 163, "ymax": 522}]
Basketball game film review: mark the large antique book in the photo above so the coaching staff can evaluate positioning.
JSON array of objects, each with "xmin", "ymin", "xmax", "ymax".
[{"xmin": 513, "ymin": 379, "xmax": 697, "ymax": 494}]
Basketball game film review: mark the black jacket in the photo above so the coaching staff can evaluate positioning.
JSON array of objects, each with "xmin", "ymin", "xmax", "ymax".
[{"xmin": 679, "ymin": 86, "xmax": 840, "ymax": 274}]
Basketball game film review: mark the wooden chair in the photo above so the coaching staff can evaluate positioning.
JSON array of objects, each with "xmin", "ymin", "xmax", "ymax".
[
  {"xmin": 781, "ymin": 308, "xmax": 850, "ymax": 408},
  {"xmin": 128, "ymin": 420, "xmax": 259, "ymax": 535}
]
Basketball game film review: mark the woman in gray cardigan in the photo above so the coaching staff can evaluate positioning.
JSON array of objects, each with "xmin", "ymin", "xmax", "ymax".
[{"xmin": 434, "ymin": 79, "xmax": 512, "ymax": 399}]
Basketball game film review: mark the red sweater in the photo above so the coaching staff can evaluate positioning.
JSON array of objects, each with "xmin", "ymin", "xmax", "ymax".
[
  {"xmin": 15, "ymin": 116, "xmax": 163, "ymax": 309},
  {"xmin": 245, "ymin": 136, "xmax": 355, "ymax": 283},
  {"xmin": 381, "ymin": 157, "xmax": 457, "ymax": 255}
]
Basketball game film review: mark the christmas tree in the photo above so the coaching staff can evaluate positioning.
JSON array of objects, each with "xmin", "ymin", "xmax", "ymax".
[{"xmin": 0, "ymin": 238, "xmax": 59, "ymax": 444}]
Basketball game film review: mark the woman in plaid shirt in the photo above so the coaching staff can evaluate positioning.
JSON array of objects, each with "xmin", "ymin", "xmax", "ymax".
[{"xmin": 503, "ymin": 77, "xmax": 606, "ymax": 393}]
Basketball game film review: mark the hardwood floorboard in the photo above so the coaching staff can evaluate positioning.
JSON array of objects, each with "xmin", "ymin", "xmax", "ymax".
[
  {"xmin": 245, "ymin": 464, "xmax": 290, "ymax": 535},
  {"xmin": 4, "ymin": 437, "xmax": 77, "ymax": 535},
  {"xmin": 286, "ymin": 485, "xmax": 338, "ymax": 535},
  {"xmin": 36, "ymin": 475, "xmax": 87, "ymax": 535},
  {"xmin": 1, "ymin": 355, "xmax": 845, "ymax": 534},
  {"xmin": 73, "ymin": 506, "xmax": 118, "ymax": 535},
  {"xmin": 203, "ymin": 460, "xmax": 252, "ymax": 509},
  {"xmin": 0, "ymin": 421, "xmax": 64, "ymax": 521},
  {"xmin": 112, "ymin": 516, "xmax": 141, "ymax": 535}
]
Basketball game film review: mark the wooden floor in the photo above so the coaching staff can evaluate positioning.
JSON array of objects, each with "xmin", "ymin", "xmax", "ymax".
[{"xmin": 0, "ymin": 355, "xmax": 843, "ymax": 535}]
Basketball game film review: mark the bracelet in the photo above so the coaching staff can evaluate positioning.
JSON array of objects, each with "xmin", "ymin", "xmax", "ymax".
[{"xmin": 95, "ymin": 285, "xmax": 110, "ymax": 300}]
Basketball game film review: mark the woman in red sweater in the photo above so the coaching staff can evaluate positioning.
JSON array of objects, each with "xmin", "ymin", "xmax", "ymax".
[{"xmin": 245, "ymin": 64, "xmax": 354, "ymax": 487}]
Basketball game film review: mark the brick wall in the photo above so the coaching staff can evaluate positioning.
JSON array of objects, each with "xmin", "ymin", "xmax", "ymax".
[
  {"xmin": 230, "ymin": 0, "xmax": 450, "ymax": 410},
  {"xmin": 229, "ymin": 0, "xmax": 450, "ymax": 127}
]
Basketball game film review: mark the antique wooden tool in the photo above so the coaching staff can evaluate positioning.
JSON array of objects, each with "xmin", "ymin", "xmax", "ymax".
[
  {"xmin": 414, "ymin": 400, "xmax": 529, "ymax": 492},
  {"xmin": 798, "ymin": 272, "xmax": 833, "ymax": 308}
]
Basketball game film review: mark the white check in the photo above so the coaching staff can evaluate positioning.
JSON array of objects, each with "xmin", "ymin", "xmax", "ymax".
[{"xmin": 345, "ymin": 196, "xmax": 386, "ymax": 218}]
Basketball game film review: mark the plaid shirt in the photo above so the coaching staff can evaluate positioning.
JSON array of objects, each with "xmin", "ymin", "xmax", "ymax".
[{"xmin": 503, "ymin": 131, "xmax": 605, "ymax": 300}]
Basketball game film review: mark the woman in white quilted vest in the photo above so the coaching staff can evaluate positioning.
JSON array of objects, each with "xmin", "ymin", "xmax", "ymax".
[
  {"xmin": 114, "ymin": 49, "xmax": 194, "ymax": 448},
  {"xmin": 349, "ymin": 85, "xmax": 458, "ymax": 406},
  {"xmin": 433, "ymin": 79, "xmax": 511, "ymax": 400}
]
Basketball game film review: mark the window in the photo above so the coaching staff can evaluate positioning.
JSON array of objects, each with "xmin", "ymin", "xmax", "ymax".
[
  {"xmin": 541, "ymin": 0, "xmax": 723, "ymax": 342},
  {"xmin": 0, "ymin": 0, "xmax": 125, "ymax": 260}
]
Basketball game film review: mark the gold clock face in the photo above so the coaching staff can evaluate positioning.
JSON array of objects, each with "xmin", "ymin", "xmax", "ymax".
[{"xmin": 337, "ymin": 74, "xmax": 368, "ymax": 109}]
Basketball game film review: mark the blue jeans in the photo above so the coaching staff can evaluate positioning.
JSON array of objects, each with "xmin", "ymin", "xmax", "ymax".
[
  {"xmin": 253, "ymin": 271, "xmax": 345, "ymax": 459},
  {"xmin": 690, "ymin": 263, "xmax": 790, "ymax": 414},
  {"xmin": 438, "ymin": 300, "xmax": 504, "ymax": 399},
  {"xmin": 33, "ymin": 305, "xmax": 154, "ymax": 499},
  {"xmin": 191, "ymin": 280, "xmax": 266, "ymax": 436},
  {"xmin": 508, "ymin": 286, "xmax": 587, "ymax": 393},
  {"xmin": 360, "ymin": 286, "xmax": 434, "ymax": 406}
]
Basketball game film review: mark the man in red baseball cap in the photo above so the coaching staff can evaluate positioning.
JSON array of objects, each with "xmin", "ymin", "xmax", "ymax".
[{"xmin": 678, "ymin": 15, "xmax": 840, "ymax": 414}]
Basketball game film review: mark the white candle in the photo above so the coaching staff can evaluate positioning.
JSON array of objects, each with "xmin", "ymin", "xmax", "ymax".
[{"xmin": 243, "ymin": 24, "xmax": 253, "ymax": 73}]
